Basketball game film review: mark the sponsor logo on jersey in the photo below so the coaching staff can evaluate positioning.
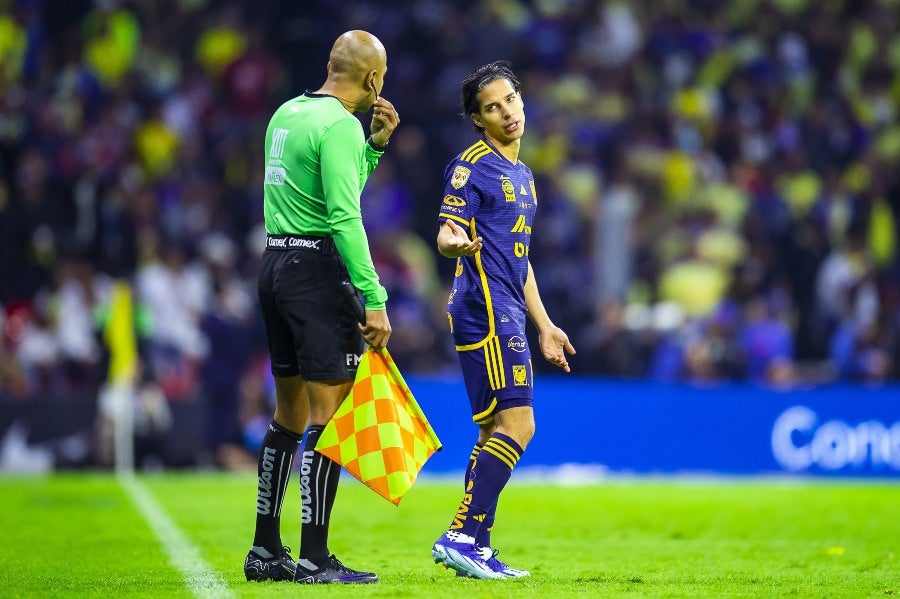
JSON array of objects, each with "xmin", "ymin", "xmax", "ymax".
[
  {"xmin": 501, "ymin": 176, "xmax": 516, "ymax": 202},
  {"xmin": 346, "ymin": 353, "xmax": 362, "ymax": 367},
  {"xmin": 512, "ymin": 364, "xmax": 528, "ymax": 386},
  {"xmin": 510, "ymin": 214, "xmax": 531, "ymax": 234},
  {"xmin": 270, "ymin": 127, "xmax": 289, "ymax": 157},
  {"xmin": 519, "ymin": 184, "xmax": 528, "ymax": 195},
  {"xmin": 451, "ymin": 165, "xmax": 471, "ymax": 189},
  {"xmin": 443, "ymin": 194, "xmax": 466, "ymax": 206},
  {"xmin": 508, "ymin": 335, "xmax": 526, "ymax": 352},
  {"xmin": 265, "ymin": 166, "xmax": 286, "ymax": 185},
  {"xmin": 500, "ymin": 314, "xmax": 510, "ymax": 323}
]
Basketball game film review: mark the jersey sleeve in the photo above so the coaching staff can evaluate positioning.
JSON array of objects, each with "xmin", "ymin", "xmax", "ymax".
[
  {"xmin": 320, "ymin": 117, "xmax": 388, "ymax": 310},
  {"xmin": 438, "ymin": 159, "xmax": 482, "ymax": 229},
  {"xmin": 362, "ymin": 142, "xmax": 383, "ymax": 181}
]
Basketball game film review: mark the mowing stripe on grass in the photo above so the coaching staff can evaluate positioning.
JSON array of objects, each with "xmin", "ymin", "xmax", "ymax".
[{"xmin": 120, "ymin": 475, "xmax": 234, "ymax": 598}]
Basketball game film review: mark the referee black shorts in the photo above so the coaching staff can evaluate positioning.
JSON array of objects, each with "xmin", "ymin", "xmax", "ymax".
[{"xmin": 258, "ymin": 235, "xmax": 364, "ymax": 381}]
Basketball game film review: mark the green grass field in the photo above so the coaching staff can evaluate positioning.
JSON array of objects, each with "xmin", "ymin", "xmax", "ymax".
[{"xmin": 1, "ymin": 472, "xmax": 897, "ymax": 598}]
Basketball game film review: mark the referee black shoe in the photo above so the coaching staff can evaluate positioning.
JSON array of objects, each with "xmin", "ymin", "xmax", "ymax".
[
  {"xmin": 293, "ymin": 554, "xmax": 379, "ymax": 584},
  {"xmin": 244, "ymin": 546, "xmax": 297, "ymax": 582}
]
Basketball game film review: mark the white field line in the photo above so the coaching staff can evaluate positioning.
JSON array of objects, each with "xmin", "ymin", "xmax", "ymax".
[{"xmin": 120, "ymin": 475, "xmax": 234, "ymax": 598}]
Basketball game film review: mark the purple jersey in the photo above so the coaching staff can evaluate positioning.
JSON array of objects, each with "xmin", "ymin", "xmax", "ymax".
[{"xmin": 438, "ymin": 139, "xmax": 538, "ymax": 349}]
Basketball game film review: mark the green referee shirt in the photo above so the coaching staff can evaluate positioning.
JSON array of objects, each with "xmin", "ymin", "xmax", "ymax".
[{"xmin": 263, "ymin": 92, "xmax": 388, "ymax": 310}]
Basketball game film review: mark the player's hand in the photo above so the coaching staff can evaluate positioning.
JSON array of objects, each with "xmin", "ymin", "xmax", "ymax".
[
  {"xmin": 370, "ymin": 96, "xmax": 399, "ymax": 146},
  {"xmin": 440, "ymin": 219, "xmax": 482, "ymax": 257},
  {"xmin": 538, "ymin": 326, "xmax": 576, "ymax": 373},
  {"xmin": 360, "ymin": 308, "xmax": 391, "ymax": 350}
]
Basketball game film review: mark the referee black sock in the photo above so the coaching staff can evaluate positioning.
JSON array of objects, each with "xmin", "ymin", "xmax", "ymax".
[
  {"xmin": 252, "ymin": 421, "xmax": 302, "ymax": 556},
  {"xmin": 298, "ymin": 425, "xmax": 340, "ymax": 565}
]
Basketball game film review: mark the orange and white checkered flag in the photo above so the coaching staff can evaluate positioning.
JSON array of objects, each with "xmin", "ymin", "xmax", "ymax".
[{"xmin": 315, "ymin": 348, "xmax": 442, "ymax": 505}]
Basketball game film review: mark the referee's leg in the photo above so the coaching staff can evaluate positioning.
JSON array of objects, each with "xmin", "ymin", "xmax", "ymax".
[
  {"xmin": 295, "ymin": 382, "xmax": 352, "ymax": 550},
  {"xmin": 294, "ymin": 379, "xmax": 379, "ymax": 581},
  {"xmin": 245, "ymin": 375, "xmax": 308, "ymax": 580},
  {"xmin": 273, "ymin": 375, "xmax": 310, "ymax": 432}
]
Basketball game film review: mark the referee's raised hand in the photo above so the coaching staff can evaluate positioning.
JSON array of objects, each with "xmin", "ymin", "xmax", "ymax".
[{"xmin": 361, "ymin": 308, "xmax": 392, "ymax": 350}]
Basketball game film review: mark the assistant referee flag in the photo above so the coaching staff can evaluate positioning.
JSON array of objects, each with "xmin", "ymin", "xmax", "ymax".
[{"xmin": 315, "ymin": 348, "xmax": 442, "ymax": 505}]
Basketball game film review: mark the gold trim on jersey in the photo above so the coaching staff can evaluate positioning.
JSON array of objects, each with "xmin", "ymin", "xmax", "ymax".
[
  {"xmin": 454, "ymin": 217, "xmax": 496, "ymax": 351},
  {"xmin": 439, "ymin": 213, "xmax": 470, "ymax": 227},
  {"xmin": 472, "ymin": 397, "xmax": 498, "ymax": 424},
  {"xmin": 484, "ymin": 336, "xmax": 506, "ymax": 390},
  {"xmin": 460, "ymin": 140, "xmax": 493, "ymax": 164}
]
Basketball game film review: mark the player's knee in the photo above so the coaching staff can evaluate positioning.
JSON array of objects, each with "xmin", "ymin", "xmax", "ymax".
[
  {"xmin": 518, "ymin": 420, "xmax": 535, "ymax": 448},
  {"xmin": 495, "ymin": 407, "xmax": 535, "ymax": 448}
]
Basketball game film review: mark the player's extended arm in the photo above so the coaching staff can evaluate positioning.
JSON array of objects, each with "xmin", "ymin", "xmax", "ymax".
[
  {"xmin": 524, "ymin": 260, "xmax": 576, "ymax": 372},
  {"xmin": 436, "ymin": 219, "xmax": 483, "ymax": 258}
]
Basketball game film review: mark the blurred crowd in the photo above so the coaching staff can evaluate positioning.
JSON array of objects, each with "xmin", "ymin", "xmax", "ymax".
[{"xmin": 1, "ymin": 0, "xmax": 899, "ymax": 464}]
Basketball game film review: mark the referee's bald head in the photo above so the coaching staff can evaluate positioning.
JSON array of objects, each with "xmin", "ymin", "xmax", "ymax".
[{"xmin": 327, "ymin": 30, "xmax": 386, "ymax": 83}]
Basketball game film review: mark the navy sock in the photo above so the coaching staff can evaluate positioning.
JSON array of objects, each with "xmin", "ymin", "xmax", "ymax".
[
  {"xmin": 252, "ymin": 421, "xmax": 302, "ymax": 555},
  {"xmin": 478, "ymin": 513, "xmax": 495, "ymax": 549},
  {"xmin": 450, "ymin": 432, "xmax": 523, "ymax": 541},
  {"xmin": 298, "ymin": 425, "xmax": 340, "ymax": 565},
  {"xmin": 463, "ymin": 443, "xmax": 481, "ymax": 492},
  {"xmin": 465, "ymin": 443, "xmax": 494, "ymax": 548}
]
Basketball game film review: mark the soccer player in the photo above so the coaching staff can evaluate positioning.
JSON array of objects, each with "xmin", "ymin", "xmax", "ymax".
[
  {"xmin": 431, "ymin": 61, "xmax": 575, "ymax": 579},
  {"xmin": 243, "ymin": 30, "xmax": 398, "ymax": 584}
]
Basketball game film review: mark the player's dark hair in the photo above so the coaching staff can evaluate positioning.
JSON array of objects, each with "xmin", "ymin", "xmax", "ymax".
[{"xmin": 460, "ymin": 60, "xmax": 522, "ymax": 132}]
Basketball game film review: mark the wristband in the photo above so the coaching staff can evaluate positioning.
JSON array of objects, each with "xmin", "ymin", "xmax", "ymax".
[{"xmin": 367, "ymin": 136, "xmax": 388, "ymax": 151}]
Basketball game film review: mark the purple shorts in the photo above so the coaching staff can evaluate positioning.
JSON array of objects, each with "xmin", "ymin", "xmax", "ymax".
[{"xmin": 456, "ymin": 333, "xmax": 534, "ymax": 424}]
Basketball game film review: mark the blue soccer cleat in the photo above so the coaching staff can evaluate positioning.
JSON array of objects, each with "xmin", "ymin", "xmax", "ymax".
[
  {"xmin": 482, "ymin": 546, "xmax": 531, "ymax": 578},
  {"xmin": 432, "ymin": 532, "xmax": 504, "ymax": 579},
  {"xmin": 453, "ymin": 546, "xmax": 531, "ymax": 578}
]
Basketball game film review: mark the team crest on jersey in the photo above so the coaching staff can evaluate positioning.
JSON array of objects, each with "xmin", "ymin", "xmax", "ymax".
[
  {"xmin": 512, "ymin": 364, "xmax": 528, "ymax": 386},
  {"xmin": 501, "ymin": 176, "xmax": 516, "ymax": 202},
  {"xmin": 451, "ymin": 166, "xmax": 471, "ymax": 189}
]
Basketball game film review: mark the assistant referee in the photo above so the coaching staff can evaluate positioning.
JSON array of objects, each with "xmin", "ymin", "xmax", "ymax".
[{"xmin": 243, "ymin": 30, "xmax": 398, "ymax": 585}]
